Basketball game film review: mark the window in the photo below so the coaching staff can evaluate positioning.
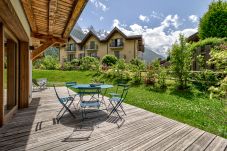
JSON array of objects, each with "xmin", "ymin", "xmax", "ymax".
[
  {"xmin": 114, "ymin": 51, "xmax": 120, "ymax": 59},
  {"xmin": 90, "ymin": 41, "xmax": 95, "ymax": 49},
  {"xmin": 110, "ymin": 38, "xmax": 123, "ymax": 47},
  {"xmin": 67, "ymin": 54, "xmax": 75, "ymax": 61},
  {"xmin": 69, "ymin": 44, "xmax": 75, "ymax": 51}
]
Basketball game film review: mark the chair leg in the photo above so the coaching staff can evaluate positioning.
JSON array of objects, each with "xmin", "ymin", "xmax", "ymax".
[
  {"xmin": 66, "ymin": 101, "xmax": 76, "ymax": 118},
  {"xmin": 107, "ymin": 101, "xmax": 122, "ymax": 119},
  {"xmin": 119, "ymin": 104, "xmax": 126, "ymax": 115}
]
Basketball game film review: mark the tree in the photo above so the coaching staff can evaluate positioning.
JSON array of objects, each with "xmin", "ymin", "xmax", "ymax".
[
  {"xmin": 170, "ymin": 34, "xmax": 191, "ymax": 89},
  {"xmin": 199, "ymin": 0, "xmax": 227, "ymax": 39},
  {"xmin": 101, "ymin": 55, "xmax": 118, "ymax": 66}
]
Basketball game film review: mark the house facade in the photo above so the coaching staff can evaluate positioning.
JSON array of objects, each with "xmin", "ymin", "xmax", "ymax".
[{"xmin": 60, "ymin": 27, "xmax": 144, "ymax": 63}]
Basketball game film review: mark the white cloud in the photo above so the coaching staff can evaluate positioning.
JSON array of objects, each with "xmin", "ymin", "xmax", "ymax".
[
  {"xmin": 188, "ymin": 15, "xmax": 199, "ymax": 23},
  {"xmin": 90, "ymin": 0, "xmax": 109, "ymax": 11},
  {"xmin": 112, "ymin": 19, "xmax": 121, "ymax": 27},
  {"xmin": 161, "ymin": 14, "xmax": 181, "ymax": 29},
  {"xmin": 150, "ymin": 11, "xmax": 164, "ymax": 20},
  {"xmin": 139, "ymin": 15, "xmax": 150, "ymax": 22},
  {"xmin": 100, "ymin": 16, "xmax": 104, "ymax": 21},
  {"xmin": 111, "ymin": 15, "xmax": 197, "ymax": 57}
]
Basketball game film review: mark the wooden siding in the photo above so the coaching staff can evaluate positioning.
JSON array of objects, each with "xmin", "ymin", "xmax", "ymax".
[{"xmin": 0, "ymin": 23, "xmax": 3, "ymax": 126}]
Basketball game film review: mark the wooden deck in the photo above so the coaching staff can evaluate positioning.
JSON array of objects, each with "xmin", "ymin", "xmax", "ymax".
[{"xmin": 0, "ymin": 87, "xmax": 226, "ymax": 151}]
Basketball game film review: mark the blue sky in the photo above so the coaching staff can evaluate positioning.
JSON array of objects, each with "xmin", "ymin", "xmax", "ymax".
[{"xmin": 77, "ymin": 0, "xmax": 213, "ymax": 56}]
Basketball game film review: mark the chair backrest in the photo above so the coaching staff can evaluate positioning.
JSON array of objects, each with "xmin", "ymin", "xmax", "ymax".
[
  {"xmin": 116, "ymin": 83, "xmax": 129, "ymax": 94},
  {"xmin": 119, "ymin": 86, "xmax": 129, "ymax": 103},
  {"xmin": 53, "ymin": 85, "xmax": 62, "ymax": 102},
  {"xmin": 32, "ymin": 79, "xmax": 39, "ymax": 86},
  {"xmin": 65, "ymin": 82, "xmax": 77, "ymax": 87},
  {"xmin": 78, "ymin": 86, "xmax": 101, "ymax": 97},
  {"xmin": 65, "ymin": 82, "xmax": 77, "ymax": 96}
]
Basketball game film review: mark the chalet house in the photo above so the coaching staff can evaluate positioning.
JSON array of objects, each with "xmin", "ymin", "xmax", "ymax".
[
  {"xmin": 0, "ymin": 0, "xmax": 88, "ymax": 126},
  {"xmin": 60, "ymin": 27, "xmax": 144, "ymax": 63}
]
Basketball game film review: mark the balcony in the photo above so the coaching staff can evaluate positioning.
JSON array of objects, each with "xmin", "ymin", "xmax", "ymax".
[
  {"xmin": 85, "ymin": 44, "xmax": 99, "ymax": 51},
  {"xmin": 109, "ymin": 43, "xmax": 124, "ymax": 49},
  {"xmin": 65, "ymin": 49, "xmax": 76, "ymax": 52},
  {"xmin": 65, "ymin": 46, "xmax": 76, "ymax": 52},
  {"xmin": 138, "ymin": 44, "xmax": 145, "ymax": 52}
]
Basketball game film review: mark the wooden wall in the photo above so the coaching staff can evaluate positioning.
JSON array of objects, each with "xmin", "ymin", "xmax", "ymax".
[{"xmin": 0, "ymin": 23, "xmax": 3, "ymax": 126}]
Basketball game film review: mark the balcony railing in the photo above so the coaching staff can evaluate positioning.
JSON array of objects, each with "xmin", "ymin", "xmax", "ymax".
[
  {"xmin": 85, "ymin": 45, "xmax": 98, "ymax": 51},
  {"xmin": 65, "ymin": 46, "xmax": 76, "ymax": 52},
  {"xmin": 109, "ymin": 43, "xmax": 124, "ymax": 49}
]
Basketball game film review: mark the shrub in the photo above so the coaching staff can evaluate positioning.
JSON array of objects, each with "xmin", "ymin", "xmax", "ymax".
[
  {"xmin": 71, "ymin": 58, "xmax": 80, "ymax": 66},
  {"xmin": 130, "ymin": 58, "xmax": 144, "ymax": 67},
  {"xmin": 209, "ymin": 76, "xmax": 227, "ymax": 99},
  {"xmin": 199, "ymin": 0, "xmax": 227, "ymax": 39},
  {"xmin": 190, "ymin": 70, "xmax": 221, "ymax": 91},
  {"xmin": 102, "ymin": 55, "xmax": 118, "ymax": 66},
  {"xmin": 208, "ymin": 42, "xmax": 227, "ymax": 71},
  {"xmin": 157, "ymin": 67, "xmax": 167, "ymax": 89},
  {"xmin": 189, "ymin": 37, "xmax": 226, "ymax": 52},
  {"xmin": 33, "ymin": 55, "xmax": 60, "ymax": 70},
  {"xmin": 62, "ymin": 62, "xmax": 74, "ymax": 71},
  {"xmin": 144, "ymin": 68, "xmax": 156, "ymax": 86},
  {"xmin": 80, "ymin": 56, "xmax": 99, "ymax": 70}
]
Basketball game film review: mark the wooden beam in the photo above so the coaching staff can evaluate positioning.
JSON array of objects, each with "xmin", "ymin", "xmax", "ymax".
[
  {"xmin": 0, "ymin": 23, "xmax": 4, "ymax": 126},
  {"xmin": 48, "ymin": 0, "xmax": 58, "ymax": 35},
  {"xmin": 31, "ymin": 40, "xmax": 56, "ymax": 60},
  {"xmin": 21, "ymin": 0, "xmax": 37, "ymax": 33},
  {"xmin": 0, "ymin": 0, "xmax": 29, "ymax": 42},
  {"xmin": 19, "ymin": 41, "xmax": 30, "ymax": 109},
  {"xmin": 31, "ymin": 33, "xmax": 66, "ymax": 43},
  {"xmin": 63, "ymin": 0, "xmax": 88, "ymax": 38}
]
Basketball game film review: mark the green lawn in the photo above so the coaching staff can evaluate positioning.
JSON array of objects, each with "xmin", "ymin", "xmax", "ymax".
[
  {"xmin": 32, "ymin": 69, "xmax": 95, "ymax": 86},
  {"xmin": 33, "ymin": 69, "xmax": 227, "ymax": 138}
]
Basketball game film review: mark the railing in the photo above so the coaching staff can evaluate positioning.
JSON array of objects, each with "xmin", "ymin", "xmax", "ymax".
[
  {"xmin": 65, "ymin": 46, "xmax": 76, "ymax": 52},
  {"xmin": 109, "ymin": 43, "xmax": 124, "ymax": 48},
  {"xmin": 85, "ymin": 45, "xmax": 98, "ymax": 50}
]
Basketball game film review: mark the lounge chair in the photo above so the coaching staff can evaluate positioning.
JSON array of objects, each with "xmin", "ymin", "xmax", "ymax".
[{"xmin": 32, "ymin": 78, "xmax": 47, "ymax": 91}]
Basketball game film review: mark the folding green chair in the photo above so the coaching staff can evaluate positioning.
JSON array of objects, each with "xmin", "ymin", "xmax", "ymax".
[
  {"xmin": 53, "ymin": 85, "xmax": 76, "ymax": 121},
  {"xmin": 108, "ymin": 86, "xmax": 129, "ymax": 119},
  {"xmin": 78, "ymin": 87, "xmax": 102, "ymax": 119}
]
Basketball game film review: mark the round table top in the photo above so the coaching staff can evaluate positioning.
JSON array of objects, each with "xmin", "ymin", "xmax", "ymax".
[{"xmin": 71, "ymin": 84, "xmax": 113, "ymax": 89}]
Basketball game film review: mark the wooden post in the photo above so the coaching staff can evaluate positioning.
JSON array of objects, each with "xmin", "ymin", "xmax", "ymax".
[
  {"xmin": 7, "ymin": 40, "xmax": 16, "ymax": 109},
  {"xmin": 0, "ymin": 23, "xmax": 4, "ymax": 126},
  {"xmin": 19, "ymin": 41, "xmax": 30, "ymax": 109}
]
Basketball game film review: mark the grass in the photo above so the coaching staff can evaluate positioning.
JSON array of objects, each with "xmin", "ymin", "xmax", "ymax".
[
  {"xmin": 32, "ymin": 69, "xmax": 95, "ymax": 86},
  {"xmin": 126, "ymin": 86, "xmax": 226, "ymax": 138},
  {"xmin": 33, "ymin": 69, "xmax": 227, "ymax": 138}
]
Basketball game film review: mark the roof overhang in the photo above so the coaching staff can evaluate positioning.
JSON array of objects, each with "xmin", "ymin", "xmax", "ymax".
[
  {"xmin": 20, "ymin": 0, "xmax": 88, "ymax": 60},
  {"xmin": 21, "ymin": 0, "xmax": 88, "ymax": 44}
]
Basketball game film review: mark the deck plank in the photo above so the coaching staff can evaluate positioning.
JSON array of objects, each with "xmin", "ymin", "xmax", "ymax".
[{"xmin": 0, "ymin": 87, "xmax": 225, "ymax": 151}]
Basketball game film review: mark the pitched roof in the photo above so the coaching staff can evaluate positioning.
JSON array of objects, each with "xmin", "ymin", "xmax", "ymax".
[
  {"xmin": 79, "ymin": 30, "xmax": 101, "ymax": 45},
  {"xmin": 74, "ymin": 27, "xmax": 143, "ymax": 45},
  {"xmin": 102, "ymin": 27, "xmax": 142, "ymax": 41},
  {"xmin": 187, "ymin": 32, "xmax": 199, "ymax": 42}
]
